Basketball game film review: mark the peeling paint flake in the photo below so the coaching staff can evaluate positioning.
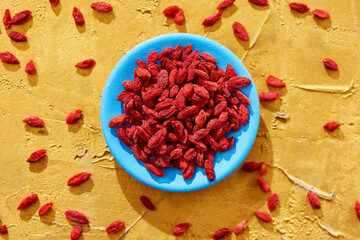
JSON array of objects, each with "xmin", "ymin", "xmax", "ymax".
[
  {"xmin": 318, "ymin": 222, "xmax": 343, "ymax": 237},
  {"xmin": 275, "ymin": 165, "xmax": 336, "ymax": 200},
  {"xmin": 291, "ymin": 80, "xmax": 354, "ymax": 93}
]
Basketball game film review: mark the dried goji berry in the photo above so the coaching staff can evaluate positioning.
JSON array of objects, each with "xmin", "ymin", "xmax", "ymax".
[
  {"xmin": 10, "ymin": 10, "xmax": 32, "ymax": 25},
  {"xmin": 73, "ymin": 7, "xmax": 85, "ymax": 26},
  {"xmin": 234, "ymin": 219, "xmax": 247, "ymax": 235},
  {"xmin": 212, "ymin": 228, "xmax": 230, "ymax": 240},
  {"xmin": 217, "ymin": 0, "xmax": 235, "ymax": 10},
  {"xmin": 355, "ymin": 200, "xmax": 360, "ymax": 217},
  {"xmin": 106, "ymin": 220, "xmax": 124, "ymax": 234},
  {"xmin": 0, "ymin": 225, "xmax": 7, "ymax": 234},
  {"xmin": 65, "ymin": 210, "xmax": 89, "ymax": 224},
  {"xmin": 17, "ymin": 194, "xmax": 38, "ymax": 210},
  {"xmin": 8, "ymin": 31, "xmax": 27, "ymax": 42},
  {"xmin": 145, "ymin": 163, "xmax": 164, "ymax": 177},
  {"xmin": 289, "ymin": 2, "xmax": 309, "ymax": 13},
  {"xmin": 66, "ymin": 109, "xmax": 82, "ymax": 124},
  {"xmin": 239, "ymin": 104, "xmax": 249, "ymax": 126},
  {"xmin": 234, "ymin": 90, "xmax": 251, "ymax": 105},
  {"xmin": 163, "ymin": 6, "xmax": 184, "ymax": 25},
  {"xmin": 91, "ymin": 2, "xmax": 113, "ymax": 12},
  {"xmin": 0, "ymin": 52, "xmax": 19, "ymax": 64},
  {"xmin": 25, "ymin": 60, "xmax": 36, "ymax": 74},
  {"xmin": 249, "ymin": 0, "xmax": 268, "ymax": 6},
  {"xmin": 202, "ymin": 12, "xmax": 221, "ymax": 27},
  {"xmin": 158, "ymin": 47, "xmax": 174, "ymax": 60},
  {"xmin": 173, "ymin": 222, "xmax": 190, "ymax": 235},
  {"xmin": 259, "ymin": 162, "xmax": 267, "ymax": 176},
  {"xmin": 183, "ymin": 161, "xmax": 196, "ymax": 180},
  {"xmin": 71, "ymin": 226, "xmax": 82, "ymax": 240},
  {"xmin": 23, "ymin": 116, "xmax": 45, "ymax": 127},
  {"xmin": 204, "ymin": 159, "xmax": 215, "ymax": 181},
  {"xmin": 75, "ymin": 59, "xmax": 96, "ymax": 69},
  {"xmin": 254, "ymin": 211, "xmax": 272, "ymax": 222},
  {"xmin": 259, "ymin": 91, "xmax": 280, "ymax": 101},
  {"xmin": 307, "ymin": 191, "xmax": 321, "ymax": 209},
  {"xmin": 39, "ymin": 202, "xmax": 53, "ymax": 216},
  {"xmin": 3, "ymin": 9, "xmax": 11, "ymax": 29},
  {"xmin": 323, "ymin": 58, "xmax": 338, "ymax": 71},
  {"xmin": 147, "ymin": 51, "xmax": 158, "ymax": 64},
  {"xmin": 266, "ymin": 75, "xmax": 286, "ymax": 87},
  {"xmin": 312, "ymin": 9, "xmax": 330, "ymax": 19},
  {"xmin": 67, "ymin": 172, "xmax": 91, "ymax": 186},
  {"xmin": 268, "ymin": 193, "xmax": 279, "ymax": 212},
  {"xmin": 257, "ymin": 177, "xmax": 271, "ymax": 193},
  {"xmin": 323, "ymin": 121, "xmax": 341, "ymax": 131},
  {"xmin": 233, "ymin": 22, "xmax": 249, "ymax": 41},
  {"xmin": 27, "ymin": 149, "xmax": 46, "ymax": 162},
  {"xmin": 109, "ymin": 114, "xmax": 129, "ymax": 127},
  {"xmin": 140, "ymin": 195, "xmax": 155, "ymax": 210},
  {"xmin": 49, "ymin": 0, "xmax": 60, "ymax": 7},
  {"xmin": 183, "ymin": 148, "xmax": 197, "ymax": 161}
]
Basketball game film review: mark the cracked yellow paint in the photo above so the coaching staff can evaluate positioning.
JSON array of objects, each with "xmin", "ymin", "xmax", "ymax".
[{"xmin": 0, "ymin": 0, "xmax": 360, "ymax": 239}]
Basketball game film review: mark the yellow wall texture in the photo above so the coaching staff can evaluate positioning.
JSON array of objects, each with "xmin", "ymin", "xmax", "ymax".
[{"xmin": 0, "ymin": 0, "xmax": 359, "ymax": 239}]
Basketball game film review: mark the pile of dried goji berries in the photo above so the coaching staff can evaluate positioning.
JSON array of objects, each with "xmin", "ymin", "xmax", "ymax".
[{"xmin": 110, "ymin": 44, "xmax": 252, "ymax": 181}]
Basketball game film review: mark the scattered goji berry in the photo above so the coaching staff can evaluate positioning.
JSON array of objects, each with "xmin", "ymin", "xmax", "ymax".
[
  {"xmin": 257, "ymin": 177, "xmax": 271, "ymax": 193},
  {"xmin": 73, "ymin": 7, "xmax": 85, "ymax": 26},
  {"xmin": 49, "ymin": 0, "xmax": 60, "ymax": 7},
  {"xmin": 289, "ymin": 2, "xmax": 309, "ymax": 13},
  {"xmin": 202, "ymin": 12, "xmax": 221, "ymax": 27},
  {"xmin": 307, "ymin": 191, "xmax": 321, "ymax": 209},
  {"xmin": 217, "ymin": 0, "xmax": 235, "ymax": 10},
  {"xmin": 249, "ymin": 0, "xmax": 268, "ymax": 6},
  {"xmin": 9, "ymin": 31, "xmax": 27, "ymax": 42},
  {"xmin": 25, "ymin": 60, "xmax": 36, "ymax": 74},
  {"xmin": 234, "ymin": 219, "xmax": 247, "ymax": 235},
  {"xmin": 17, "ymin": 194, "xmax": 38, "ymax": 210},
  {"xmin": 3, "ymin": 9, "xmax": 11, "ymax": 29},
  {"xmin": 66, "ymin": 109, "xmax": 83, "ymax": 124},
  {"xmin": 23, "ymin": 116, "xmax": 45, "ymax": 127},
  {"xmin": 106, "ymin": 220, "xmax": 125, "ymax": 234},
  {"xmin": 91, "ymin": 2, "xmax": 113, "ymax": 12},
  {"xmin": 75, "ymin": 59, "xmax": 96, "ymax": 69},
  {"xmin": 10, "ymin": 10, "xmax": 32, "ymax": 25},
  {"xmin": 312, "ymin": 9, "xmax": 330, "ymax": 19},
  {"xmin": 233, "ymin": 22, "xmax": 249, "ymax": 41},
  {"xmin": 259, "ymin": 162, "xmax": 267, "ymax": 176},
  {"xmin": 259, "ymin": 91, "xmax": 280, "ymax": 101},
  {"xmin": 323, "ymin": 121, "xmax": 341, "ymax": 131},
  {"xmin": 268, "ymin": 193, "xmax": 279, "ymax": 212},
  {"xmin": 27, "ymin": 149, "xmax": 46, "ymax": 162},
  {"xmin": 70, "ymin": 226, "xmax": 82, "ymax": 240},
  {"xmin": 173, "ymin": 222, "xmax": 190, "ymax": 235},
  {"xmin": 241, "ymin": 162, "xmax": 259, "ymax": 172},
  {"xmin": 212, "ymin": 228, "xmax": 230, "ymax": 240},
  {"xmin": 254, "ymin": 211, "xmax": 272, "ymax": 222},
  {"xmin": 39, "ymin": 202, "xmax": 53, "ymax": 216},
  {"xmin": 0, "ymin": 225, "xmax": 7, "ymax": 234},
  {"xmin": 323, "ymin": 58, "xmax": 338, "ymax": 71},
  {"xmin": 355, "ymin": 200, "xmax": 360, "ymax": 217},
  {"xmin": 67, "ymin": 172, "xmax": 91, "ymax": 186},
  {"xmin": 0, "ymin": 52, "xmax": 19, "ymax": 64},
  {"xmin": 140, "ymin": 195, "xmax": 155, "ymax": 210},
  {"xmin": 65, "ymin": 210, "xmax": 89, "ymax": 224},
  {"xmin": 163, "ymin": 6, "xmax": 184, "ymax": 25},
  {"xmin": 266, "ymin": 75, "xmax": 286, "ymax": 87}
]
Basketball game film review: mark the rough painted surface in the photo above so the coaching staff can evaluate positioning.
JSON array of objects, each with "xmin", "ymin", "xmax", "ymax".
[{"xmin": 0, "ymin": 0, "xmax": 359, "ymax": 239}]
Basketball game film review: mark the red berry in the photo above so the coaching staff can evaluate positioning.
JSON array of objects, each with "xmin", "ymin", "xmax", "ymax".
[
  {"xmin": 312, "ymin": 9, "xmax": 330, "ymax": 19},
  {"xmin": 25, "ymin": 60, "xmax": 36, "ymax": 74},
  {"xmin": 323, "ymin": 121, "xmax": 341, "ymax": 132}
]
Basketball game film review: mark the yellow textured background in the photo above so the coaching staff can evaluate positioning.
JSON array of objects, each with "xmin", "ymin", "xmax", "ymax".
[{"xmin": 0, "ymin": 0, "xmax": 359, "ymax": 239}]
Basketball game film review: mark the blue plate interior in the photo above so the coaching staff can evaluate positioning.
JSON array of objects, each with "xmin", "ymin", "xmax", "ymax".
[{"xmin": 100, "ymin": 33, "xmax": 260, "ymax": 192}]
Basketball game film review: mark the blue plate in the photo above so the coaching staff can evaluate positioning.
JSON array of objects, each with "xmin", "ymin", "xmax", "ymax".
[{"xmin": 100, "ymin": 33, "xmax": 260, "ymax": 192}]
